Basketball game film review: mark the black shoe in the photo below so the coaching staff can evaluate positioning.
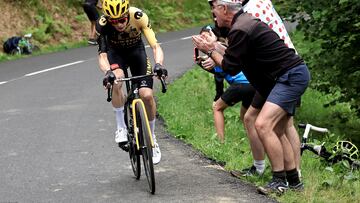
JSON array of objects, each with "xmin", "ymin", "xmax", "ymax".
[
  {"xmin": 231, "ymin": 165, "xmax": 262, "ymax": 177},
  {"xmin": 87, "ymin": 38, "xmax": 97, "ymax": 45},
  {"xmin": 118, "ymin": 142, "xmax": 129, "ymax": 152},
  {"xmin": 257, "ymin": 178, "xmax": 289, "ymax": 196},
  {"xmin": 289, "ymin": 182, "xmax": 304, "ymax": 192}
]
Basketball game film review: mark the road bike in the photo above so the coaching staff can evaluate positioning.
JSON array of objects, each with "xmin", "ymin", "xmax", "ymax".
[
  {"xmin": 8, "ymin": 33, "xmax": 40, "ymax": 55},
  {"xmin": 106, "ymin": 68, "xmax": 167, "ymax": 194},
  {"xmin": 298, "ymin": 123, "xmax": 359, "ymax": 169}
]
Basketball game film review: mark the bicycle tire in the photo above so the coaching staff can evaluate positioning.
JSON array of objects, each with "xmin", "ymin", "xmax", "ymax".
[
  {"xmin": 32, "ymin": 45, "xmax": 40, "ymax": 52},
  {"xmin": 135, "ymin": 102, "xmax": 155, "ymax": 194},
  {"xmin": 125, "ymin": 105, "xmax": 141, "ymax": 179}
]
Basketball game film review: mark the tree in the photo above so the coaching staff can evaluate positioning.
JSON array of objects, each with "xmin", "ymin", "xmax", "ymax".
[{"xmin": 276, "ymin": 0, "xmax": 360, "ymax": 114}]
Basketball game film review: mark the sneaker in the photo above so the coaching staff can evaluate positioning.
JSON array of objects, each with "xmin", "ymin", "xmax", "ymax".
[
  {"xmin": 230, "ymin": 165, "xmax": 263, "ymax": 178},
  {"xmin": 152, "ymin": 139, "xmax": 161, "ymax": 165},
  {"xmin": 115, "ymin": 128, "xmax": 128, "ymax": 144},
  {"xmin": 87, "ymin": 38, "xmax": 97, "ymax": 45},
  {"xmin": 257, "ymin": 178, "xmax": 289, "ymax": 196},
  {"xmin": 289, "ymin": 182, "xmax": 304, "ymax": 192}
]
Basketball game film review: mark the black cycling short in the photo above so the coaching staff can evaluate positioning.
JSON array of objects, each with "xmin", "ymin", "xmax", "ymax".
[
  {"xmin": 83, "ymin": 0, "xmax": 99, "ymax": 21},
  {"xmin": 107, "ymin": 42, "xmax": 153, "ymax": 89},
  {"xmin": 221, "ymin": 83, "xmax": 255, "ymax": 108},
  {"xmin": 251, "ymin": 91, "xmax": 266, "ymax": 109}
]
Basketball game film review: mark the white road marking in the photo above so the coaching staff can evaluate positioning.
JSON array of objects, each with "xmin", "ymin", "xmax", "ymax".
[
  {"xmin": 24, "ymin": 60, "xmax": 84, "ymax": 77},
  {"xmin": 0, "ymin": 34, "xmax": 194, "ymax": 86},
  {"xmin": 181, "ymin": 36, "xmax": 192, "ymax": 40}
]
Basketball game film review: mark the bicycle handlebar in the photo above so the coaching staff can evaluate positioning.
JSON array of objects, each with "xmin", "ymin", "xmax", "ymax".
[
  {"xmin": 298, "ymin": 123, "xmax": 328, "ymax": 140},
  {"xmin": 106, "ymin": 74, "xmax": 167, "ymax": 102}
]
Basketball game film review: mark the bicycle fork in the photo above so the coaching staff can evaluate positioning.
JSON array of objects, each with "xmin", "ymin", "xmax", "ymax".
[{"xmin": 132, "ymin": 98, "xmax": 155, "ymax": 150}]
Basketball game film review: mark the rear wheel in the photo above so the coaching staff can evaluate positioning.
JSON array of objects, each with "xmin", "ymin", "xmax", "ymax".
[
  {"xmin": 10, "ymin": 48, "xmax": 20, "ymax": 55},
  {"xmin": 125, "ymin": 105, "xmax": 140, "ymax": 179},
  {"xmin": 32, "ymin": 45, "xmax": 40, "ymax": 52},
  {"xmin": 136, "ymin": 102, "xmax": 155, "ymax": 194}
]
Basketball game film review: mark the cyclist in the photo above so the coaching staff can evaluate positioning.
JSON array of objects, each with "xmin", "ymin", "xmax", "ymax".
[
  {"xmin": 196, "ymin": 25, "xmax": 255, "ymax": 143},
  {"xmin": 96, "ymin": 0, "xmax": 167, "ymax": 164}
]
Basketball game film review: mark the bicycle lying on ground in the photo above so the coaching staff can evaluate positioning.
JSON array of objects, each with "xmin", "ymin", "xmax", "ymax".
[
  {"xmin": 298, "ymin": 123, "xmax": 360, "ymax": 169},
  {"xmin": 3, "ymin": 33, "xmax": 40, "ymax": 55},
  {"xmin": 106, "ymin": 67, "xmax": 167, "ymax": 194}
]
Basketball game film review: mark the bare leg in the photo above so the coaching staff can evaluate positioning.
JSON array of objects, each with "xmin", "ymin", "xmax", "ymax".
[
  {"xmin": 278, "ymin": 128, "xmax": 296, "ymax": 171},
  {"xmin": 111, "ymin": 69, "xmax": 125, "ymax": 108},
  {"xmin": 286, "ymin": 118, "xmax": 301, "ymax": 171},
  {"xmin": 255, "ymin": 102, "xmax": 290, "ymax": 172},
  {"xmin": 212, "ymin": 98, "xmax": 229, "ymax": 143},
  {"xmin": 90, "ymin": 21, "xmax": 97, "ymax": 39},
  {"xmin": 139, "ymin": 87, "xmax": 156, "ymax": 121},
  {"xmin": 244, "ymin": 106, "xmax": 265, "ymax": 161}
]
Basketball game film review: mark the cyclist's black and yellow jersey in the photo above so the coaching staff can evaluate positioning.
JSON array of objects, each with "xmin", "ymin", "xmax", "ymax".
[{"xmin": 96, "ymin": 7, "xmax": 158, "ymax": 52}]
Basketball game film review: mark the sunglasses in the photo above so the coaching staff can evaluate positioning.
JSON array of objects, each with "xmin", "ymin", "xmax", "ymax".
[{"xmin": 108, "ymin": 17, "xmax": 128, "ymax": 24}]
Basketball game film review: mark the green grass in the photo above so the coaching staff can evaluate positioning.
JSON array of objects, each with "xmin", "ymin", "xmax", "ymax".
[
  {"xmin": 156, "ymin": 67, "xmax": 360, "ymax": 203},
  {"xmin": 0, "ymin": 41, "xmax": 87, "ymax": 62}
]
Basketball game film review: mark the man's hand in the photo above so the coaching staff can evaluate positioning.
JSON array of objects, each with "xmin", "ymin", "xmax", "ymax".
[
  {"xmin": 192, "ymin": 32, "xmax": 217, "ymax": 54},
  {"xmin": 153, "ymin": 63, "xmax": 168, "ymax": 78},
  {"xmin": 201, "ymin": 57, "xmax": 216, "ymax": 71},
  {"xmin": 102, "ymin": 70, "xmax": 116, "ymax": 89}
]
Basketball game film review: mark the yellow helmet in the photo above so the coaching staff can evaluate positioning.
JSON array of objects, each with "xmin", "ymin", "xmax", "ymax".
[{"xmin": 102, "ymin": 0, "xmax": 129, "ymax": 19}]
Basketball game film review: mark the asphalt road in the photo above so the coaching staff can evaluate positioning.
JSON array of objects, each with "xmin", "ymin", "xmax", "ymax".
[{"xmin": 0, "ymin": 27, "xmax": 276, "ymax": 203}]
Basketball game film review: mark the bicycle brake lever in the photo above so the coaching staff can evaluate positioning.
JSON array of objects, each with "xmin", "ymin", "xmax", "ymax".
[
  {"xmin": 160, "ymin": 77, "xmax": 167, "ymax": 93},
  {"xmin": 107, "ymin": 85, "xmax": 112, "ymax": 102}
]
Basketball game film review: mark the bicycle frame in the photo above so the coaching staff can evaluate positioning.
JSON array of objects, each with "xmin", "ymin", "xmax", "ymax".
[
  {"xmin": 299, "ymin": 123, "xmax": 328, "ymax": 155},
  {"xmin": 104, "ymin": 66, "xmax": 166, "ymax": 194},
  {"xmin": 106, "ymin": 69, "xmax": 167, "ymax": 150}
]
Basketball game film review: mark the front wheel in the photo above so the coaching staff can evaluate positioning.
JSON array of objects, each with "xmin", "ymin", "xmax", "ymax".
[
  {"xmin": 136, "ymin": 102, "xmax": 155, "ymax": 194},
  {"xmin": 125, "ymin": 105, "xmax": 140, "ymax": 179}
]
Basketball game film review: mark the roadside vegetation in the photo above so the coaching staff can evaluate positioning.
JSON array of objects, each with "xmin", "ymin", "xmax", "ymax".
[
  {"xmin": 0, "ymin": 0, "xmax": 211, "ymax": 62},
  {"xmin": 156, "ymin": 65, "xmax": 360, "ymax": 203}
]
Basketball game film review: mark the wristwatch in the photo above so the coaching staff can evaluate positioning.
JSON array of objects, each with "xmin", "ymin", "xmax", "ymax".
[{"xmin": 207, "ymin": 49, "xmax": 215, "ymax": 57}]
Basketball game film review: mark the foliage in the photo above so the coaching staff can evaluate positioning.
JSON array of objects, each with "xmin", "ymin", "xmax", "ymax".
[
  {"xmin": 132, "ymin": 0, "xmax": 212, "ymax": 31},
  {"xmin": 1, "ymin": 0, "xmax": 212, "ymax": 61},
  {"xmin": 276, "ymin": 0, "xmax": 360, "ymax": 114}
]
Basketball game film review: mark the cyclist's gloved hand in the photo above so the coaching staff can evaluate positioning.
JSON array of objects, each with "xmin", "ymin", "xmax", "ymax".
[
  {"xmin": 103, "ymin": 70, "xmax": 116, "ymax": 88},
  {"xmin": 153, "ymin": 63, "xmax": 168, "ymax": 77}
]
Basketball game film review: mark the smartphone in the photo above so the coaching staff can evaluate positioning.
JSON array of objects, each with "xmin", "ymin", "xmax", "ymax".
[{"xmin": 193, "ymin": 47, "xmax": 208, "ymax": 64}]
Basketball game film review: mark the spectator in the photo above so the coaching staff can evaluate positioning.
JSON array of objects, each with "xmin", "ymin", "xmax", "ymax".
[
  {"xmin": 83, "ymin": 0, "xmax": 101, "ymax": 45},
  {"xmin": 193, "ymin": 0, "xmax": 309, "ymax": 195},
  {"xmin": 195, "ymin": 25, "xmax": 255, "ymax": 143},
  {"xmin": 234, "ymin": 0, "xmax": 302, "ymax": 178}
]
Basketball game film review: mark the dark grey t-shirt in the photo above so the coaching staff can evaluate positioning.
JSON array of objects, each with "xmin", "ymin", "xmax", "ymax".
[{"xmin": 221, "ymin": 10, "xmax": 303, "ymax": 97}]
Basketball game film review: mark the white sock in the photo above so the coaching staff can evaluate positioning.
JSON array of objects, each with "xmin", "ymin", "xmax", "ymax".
[
  {"xmin": 114, "ymin": 107, "xmax": 126, "ymax": 130},
  {"xmin": 149, "ymin": 119, "xmax": 156, "ymax": 140},
  {"xmin": 253, "ymin": 160, "xmax": 265, "ymax": 174}
]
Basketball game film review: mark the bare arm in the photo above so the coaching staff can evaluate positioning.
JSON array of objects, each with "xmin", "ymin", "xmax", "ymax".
[
  {"xmin": 215, "ymin": 42, "xmax": 226, "ymax": 56},
  {"xmin": 151, "ymin": 43, "xmax": 164, "ymax": 65},
  {"xmin": 98, "ymin": 52, "xmax": 111, "ymax": 73},
  {"xmin": 192, "ymin": 34, "xmax": 224, "ymax": 67}
]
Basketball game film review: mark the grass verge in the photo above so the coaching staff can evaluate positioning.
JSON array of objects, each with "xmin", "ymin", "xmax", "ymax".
[{"xmin": 156, "ymin": 67, "xmax": 360, "ymax": 203}]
